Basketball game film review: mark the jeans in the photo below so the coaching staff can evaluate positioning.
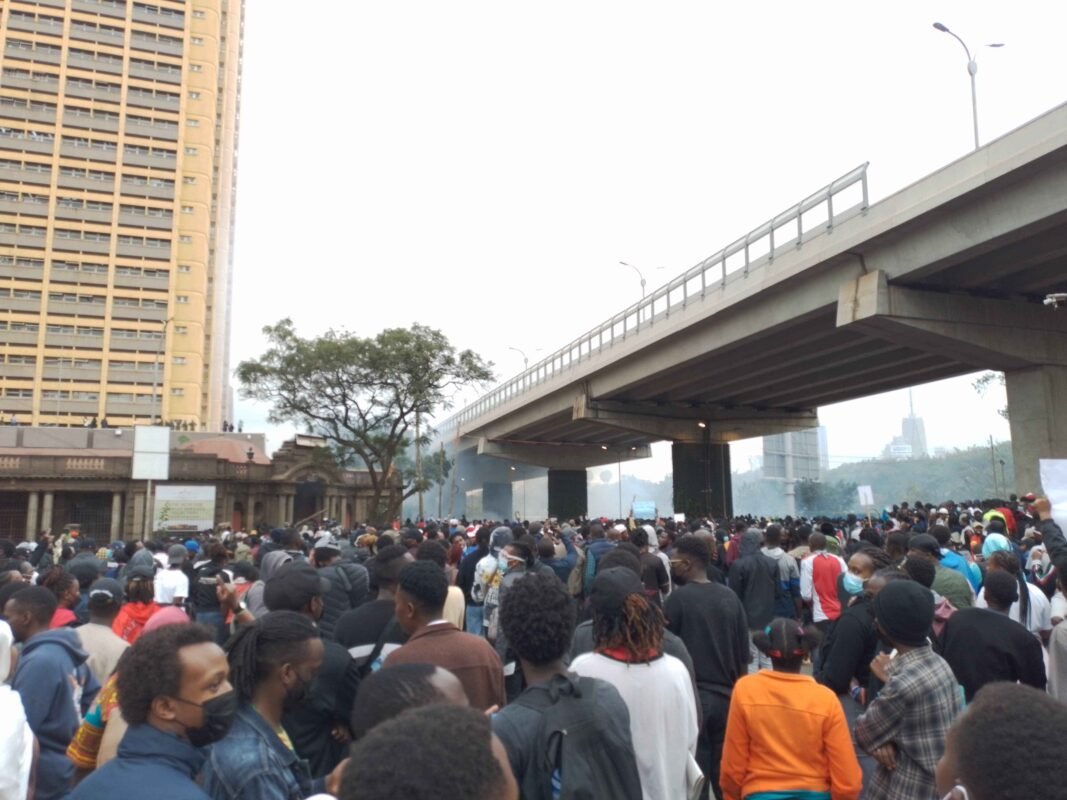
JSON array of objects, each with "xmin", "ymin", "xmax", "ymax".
[
  {"xmin": 697, "ymin": 690, "xmax": 731, "ymax": 800},
  {"xmin": 465, "ymin": 604, "xmax": 485, "ymax": 636},
  {"xmin": 195, "ymin": 610, "xmax": 228, "ymax": 646},
  {"xmin": 748, "ymin": 633, "xmax": 773, "ymax": 674}
]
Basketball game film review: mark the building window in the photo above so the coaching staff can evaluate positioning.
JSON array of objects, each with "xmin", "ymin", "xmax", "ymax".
[
  {"xmin": 181, "ymin": 205, "xmax": 194, "ymax": 214},
  {"xmin": 179, "ymin": 235, "xmax": 193, "ymax": 243},
  {"xmin": 182, "ymin": 176, "xmax": 196, "ymax": 185},
  {"xmin": 192, "ymin": 10, "xmax": 206, "ymax": 19},
  {"xmin": 177, "ymin": 264, "xmax": 191, "ymax": 273},
  {"xmin": 170, "ymin": 387, "xmax": 184, "ymax": 396},
  {"xmin": 188, "ymin": 91, "xmax": 201, "ymax": 100},
  {"xmin": 175, "ymin": 325, "xmax": 188, "ymax": 334},
  {"xmin": 176, "ymin": 295, "xmax": 189, "ymax": 304},
  {"xmin": 190, "ymin": 64, "xmax": 203, "ymax": 72},
  {"xmin": 173, "ymin": 356, "xmax": 186, "ymax": 365},
  {"xmin": 184, "ymin": 146, "xmax": 198, "ymax": 155}
]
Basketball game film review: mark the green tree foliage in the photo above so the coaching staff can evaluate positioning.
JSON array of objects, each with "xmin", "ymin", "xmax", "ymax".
[{"xmin": 237, "ymin": 320, "xmax": 492, "ymax": 521}]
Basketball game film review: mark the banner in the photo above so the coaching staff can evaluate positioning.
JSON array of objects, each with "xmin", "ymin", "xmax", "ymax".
[
  {"xmin": 631, "ymin": 500, "xmax": 657, "ymax": 520},
  {"xmin": 1039, "ymin": 460, "xmax": 1067, "ymax": 524},
  {"xmin": 153, "ymin": 485, "xmax": 216, "ymax": 533}
]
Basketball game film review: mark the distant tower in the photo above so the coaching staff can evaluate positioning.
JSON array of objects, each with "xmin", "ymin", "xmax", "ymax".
[{"xmin": 902, "ymin": 390, "xmax": 929, "ymax": 458}]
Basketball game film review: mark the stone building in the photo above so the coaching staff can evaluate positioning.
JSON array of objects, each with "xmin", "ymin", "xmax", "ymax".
[{"xmin": 0, "ymin": 427, "xmax": 396, "ymax": 540}]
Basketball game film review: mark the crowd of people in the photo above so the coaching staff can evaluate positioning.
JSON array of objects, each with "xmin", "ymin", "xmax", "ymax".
[{"xmin": 0, "ymin": 493, "xmax": 1065, "ymax": 799}]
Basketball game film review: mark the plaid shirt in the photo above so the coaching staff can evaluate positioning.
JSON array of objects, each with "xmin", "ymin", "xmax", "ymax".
[{"xmin": 855, "ymin": 645, "xmax": 962, "ymax": 800}]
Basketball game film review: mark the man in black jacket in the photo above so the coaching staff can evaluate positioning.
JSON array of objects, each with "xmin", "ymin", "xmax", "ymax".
[
  {"xmin": 457, "ymin": 527, "xmax": 490, "ymax": 634},
  {"xmin": 727, "ymin": 528, "xmax": 780, "ymax": 673},
  {"xmin": 312, "ymin": 535, "xmax": 369, "ymax": 641}
]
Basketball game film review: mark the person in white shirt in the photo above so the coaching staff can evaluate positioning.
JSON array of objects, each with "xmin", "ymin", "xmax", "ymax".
[
  {"xmin": 0, "ymin": 620, "xmax": 33, "ymax": 800},
  {"xmin": 153, "ymin": 544, "xmax": 190, "ymax": 607},
  {"xmin": 975, "ymin": 550, "xmax": 1052, "ymax": 641},
  {"xmin": 571, "ymin": 567, "xmax": 698, "ymax": 800}
]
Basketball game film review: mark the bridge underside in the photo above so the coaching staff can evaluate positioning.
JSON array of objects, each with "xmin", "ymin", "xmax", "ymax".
[{"xmin": 446, "ymin": 113, "xmax": 1067, "ymax": 516}]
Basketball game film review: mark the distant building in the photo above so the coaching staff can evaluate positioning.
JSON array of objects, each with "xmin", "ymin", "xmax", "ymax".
[
  {"xmin": 882, "ymin": 393, "xmax": 929, "ymax": 460},
  {"xmin": 763, "ymin": 427, "xmax": 826, "ymax": 482}
]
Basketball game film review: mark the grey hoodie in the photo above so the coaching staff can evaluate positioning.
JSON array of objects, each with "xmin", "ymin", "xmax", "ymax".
[{"xmin": 245, "ymin": 550, "xmax": 293, "ymax": 618}]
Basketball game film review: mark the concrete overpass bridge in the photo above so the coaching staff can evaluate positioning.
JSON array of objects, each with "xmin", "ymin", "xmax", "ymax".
[{"xmin": 435, "ymin": 102, "xmax": 1067, "ymax": 521}]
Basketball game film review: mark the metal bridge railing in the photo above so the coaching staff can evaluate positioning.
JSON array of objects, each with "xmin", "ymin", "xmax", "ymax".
[{"xmin": 440, "ymin": 163, "xmax": 869, "ymax": 434}]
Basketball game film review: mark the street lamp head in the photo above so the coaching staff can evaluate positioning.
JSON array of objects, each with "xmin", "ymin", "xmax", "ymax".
[
  {"xmin": 986, "ymin": 43, "xmax": 1005, "ymax": 48},
  {"xmin": 933, "ymin": 22, "xmax": 949, "ymax": 32}
]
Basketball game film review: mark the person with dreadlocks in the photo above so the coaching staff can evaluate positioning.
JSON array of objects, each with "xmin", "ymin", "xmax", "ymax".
[
  {"xmin": 201, "ymin": 610, "xmax": 345, "ymax": 800},
  {"xmin": 721, "ymin": 618, "xmax": 862, "ymax": 800},
  {"xmin": 570, "ymin": 567, "xmax": 697, "ymax": 800}
]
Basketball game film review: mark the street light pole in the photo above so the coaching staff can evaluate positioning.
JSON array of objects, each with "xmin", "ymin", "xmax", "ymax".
[
  {"xmin": 619, "ymin": 261, "xmax": 647, "ymax": 299},
  {"xmin": 506, "ymin": 346, "xmax": 529, "ymax": 371},
  {"xmin": 933, "ymin": 22, "xmax": 1003, "ymax": 151}
]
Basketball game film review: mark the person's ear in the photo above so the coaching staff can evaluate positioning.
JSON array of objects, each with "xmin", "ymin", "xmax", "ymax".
[{"xmin": 153, "ymin": 696, "xmax": 180, "ymax": 722}]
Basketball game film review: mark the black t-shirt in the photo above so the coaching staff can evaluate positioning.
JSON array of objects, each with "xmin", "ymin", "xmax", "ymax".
[
  {"xmin": 663, "ymin": 581, "xmax": 749, "ymax": 697},
  {"xmin": 333, "ymin": 598, "xmax": 407, "ymax": 671},
  {"xmin": 190, "ymin": 561, "xmax": 232, "ymax": 611},
  {"xmin": 940, "ymin": 607, "xmax": 1046, "ymax": 701}
]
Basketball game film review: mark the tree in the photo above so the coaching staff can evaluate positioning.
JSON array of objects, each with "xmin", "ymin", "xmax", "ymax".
[
  {"xmin": 237, "ymin": 320, "xmax": 492, "ymax": 521},
  {"xmin": 973, "ymin": 371, "xmax": 1008, "ymax": 419}
]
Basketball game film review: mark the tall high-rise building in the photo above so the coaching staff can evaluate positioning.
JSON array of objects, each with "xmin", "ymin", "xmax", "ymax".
[{"xmin": 0, "ymin": 0, "xmax": 243, "ymax": 429}]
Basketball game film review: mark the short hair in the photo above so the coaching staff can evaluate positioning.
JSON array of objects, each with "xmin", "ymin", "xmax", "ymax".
[
  {"xmin": 886, "ymin": 531, "xmax": 910, "ymax": 554},
  {"xmin": 673, "ymin": 534, "xmax": 710, "ymax": 565},
  {"xmin": 597, "ymin": 548, "xmax": 642, "ymax": 575},
  {"xmin": 903, "ymin": 554, "xmax": 936, "ymax": 588},
  {"xmin": 953, "ymin": 682, "xmax": 1067, "ymax": 800},
  {"xmin": 225, "ymin": 610, "xmax": 318, "ymax": 703},
  {"xmin": 39, "ymin": 566, "xmax": 77, "ymax": 599},
  {"xmin": 988, "ymin": 550, "xmax": 1020, "ymax": 575},
  {"xmin": 7, "ymin": 585, "xmax": 57, "ymax": 625},
  {"xmin": 117, "ymin": 623, "xmax": 216, "ymax": 726},
  {"xmin": 764, "ymin": 524, "xmax": 783, "ymax": 547},
  {"xmin": 630, "ymin": 528, "xmax": 649, "ymax": 548},
  {"xmin": 349, "ymin": 663, "xmax": 449, "ymax": 740},
  {"xmin": 341, "ymin": 705, "xmax": 507, "ymax": 800},
  {"xmin": 231, "ymin": 561, "xmax": 258, "ymax": 582},
  {"xmin": 397, "ymin": 561, "xmax": 448, "ymax": 614},
  {"xmin": 535, "ymin": 538, "xmax": 556, "ymax": 560},
  {"xmin": 808, "ymin": 532, "xmax": 827, "ymax": 551},
  {"xmin": 371, "ymin": 545, "xmax": 409, "ymax": 586},
  {"xmin": 930, "ymin": 525, "xmax": 952, "ymax": 547},
  {"xmin": 415, "ymin": 540, "xmax": 448, "ymax": 568},
  {"xmin": 983, "ymin": 569, "xmax": 1018, "ymax": 607},
  {"xmin": 499, "ymin": 573, "xmax": 575, "ymax": 666}
]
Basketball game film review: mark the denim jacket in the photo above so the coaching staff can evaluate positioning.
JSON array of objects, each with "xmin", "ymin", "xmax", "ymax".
[{"xmin": 202, "ymin": 706, "xmax": 324, "ymax": 800}]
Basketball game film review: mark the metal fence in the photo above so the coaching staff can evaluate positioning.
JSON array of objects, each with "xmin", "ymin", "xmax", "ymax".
[{"xmin": 440, "ymin": 163, "xmax": 870, "ymax": 434}]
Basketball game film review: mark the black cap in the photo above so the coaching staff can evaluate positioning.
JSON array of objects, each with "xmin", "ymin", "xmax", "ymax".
[
  {"xmin": 873, "ymin": 580, "xmax": 934, "ymax": 647},
  {"xmin": 126, "ymin": 563, "xmax": 155, "ymax": 581},
  {"xmin": 589, "ymin": 566, "xmax": 643, "ymax": 616},
  {"xmin": 908, "ymin": 534, "xmax": 942, "ymax": 558},
  {"xmin": 88, "ymin": 577, "xmax": 123, "ymax": 605},
  {"xmin": 264, "ymin": 561, "xmax": 331, "ymax": 613}
]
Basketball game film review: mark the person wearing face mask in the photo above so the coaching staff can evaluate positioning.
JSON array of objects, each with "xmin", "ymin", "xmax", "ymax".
[
  {"xmin": 262, "ymin": 561, "xmax": 362, "ymax": 780},
  {"xmin": 69, "ymin": 622, "xmax": 236, "ymax": 800},
  {"xmin": 202, "ymin": 610, "xmax": 343, "ymax": 800}
]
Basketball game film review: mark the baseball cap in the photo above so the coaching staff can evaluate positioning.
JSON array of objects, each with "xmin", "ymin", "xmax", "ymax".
[
  {"xmin": 313, "ymin": 534, "xmax": 341, "ymax": 552},
  {"xmin": 263, "ymin": 561, "xmax": 331, "ymax": 612},
  {"xmin": 88, "ymin": 578, "xmax": 123, "ymax": 604},
  {"xmin": 908, "ymin": 534, "xmax": 942, "ymax": 558},
  {"xmin": 167, "ymin": 544, "xmax": 188, "ymax": 566},
  {"xmin": 589, "ymin": 566, "xmax": 644, "ymax": 616},
  {"xmin": 184, "ymin": 539, "xmax": 200, "ymax": 554},
  {"xmin": 126, "ymin": 563, "xmax": 155, "ymax": 581}
]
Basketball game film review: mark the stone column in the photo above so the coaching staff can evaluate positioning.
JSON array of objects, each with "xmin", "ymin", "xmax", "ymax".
[
  {"xmin": 25, "ymin": 491, "xmax": 39, "ymax": 540},
  {"xmin": 1007, "ymin": 364, "xmax": 1067, "ymax": 494},
  {"xmin": 110, "ymin": 492, "xmax": 122, "ymax": 538},
  {"xmin": 41, "ymin": 491, "xmax": 54, "ymax": 534},
  {"xmin": 547, "ymin": 469, "xmax": 587, "ymax": 520}
]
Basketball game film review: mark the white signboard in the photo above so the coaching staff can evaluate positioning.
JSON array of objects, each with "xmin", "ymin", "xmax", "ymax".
[
  {"xmin": 132, "ymin": 426, "xmax": 170, "ymax": 480},
  {"xmin": 154, "ymin": 485, "xmax": 216, "ymax": 533},
  {"xmin": 1039, "ymin": 460, "xmax": 1067, "ymax": 525},
  {"xmin": 857, "ymin": 485, "xmax": 874, "ymax": 507}
]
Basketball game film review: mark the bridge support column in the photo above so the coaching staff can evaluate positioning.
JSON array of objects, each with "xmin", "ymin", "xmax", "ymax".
[
  {"xmin": 672, "ymin": 441, "xmax": 732, "ymax": 520},
  {"xmin": 547, "ymin": 469, "xmax": 587, "ymax": 521},
  {"xmin": 482, "ymin": 482, "xmax": 513, "ymax": 521},
  {"xmin": 1007, "ymin": 365, "xmax": 1067, "ymax": 495}
]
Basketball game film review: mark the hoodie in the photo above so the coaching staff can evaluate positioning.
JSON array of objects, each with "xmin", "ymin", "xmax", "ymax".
[
  {"xmin": 727, "ymin": 530, "xmax": 780, "ymax": 629},
  {"xmin": 245, "ymin": 550, "xmax": 293, "ymax": 618},
  {"xmin": 14, "ymin": 628, "xmax": 100, "ymax": 800}
]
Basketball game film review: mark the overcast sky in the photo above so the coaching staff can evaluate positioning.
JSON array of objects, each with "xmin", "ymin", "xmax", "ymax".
[{"xmin": 229, "ymin": 0, "xmax": 1061, "ymax": 482}]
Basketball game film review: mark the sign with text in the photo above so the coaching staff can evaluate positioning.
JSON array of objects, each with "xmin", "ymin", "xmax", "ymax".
[
  {"xmin": 153, "ymin": 485, "xmax": 216, "ymax": 533},
  {"xmin": 1039, "ymin": 460, "xmax": 1067, "ymax": 525},
  {"xmin": 631, "ymin": 500, "xmax": 657, "ymax": 520},
  {"xmin": 857, "ymin": 485, "xmax": 874, "ymax": 507}
]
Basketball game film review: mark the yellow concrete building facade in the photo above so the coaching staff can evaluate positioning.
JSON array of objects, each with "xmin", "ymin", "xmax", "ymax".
[{"xmin": 0, "ymin": 0, "xmax": 243, "ymax": 429}]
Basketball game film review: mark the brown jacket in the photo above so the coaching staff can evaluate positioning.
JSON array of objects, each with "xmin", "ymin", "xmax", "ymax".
[{"xmin": 384, "ymin": 621, "xmax": 505, "ymax": 710}]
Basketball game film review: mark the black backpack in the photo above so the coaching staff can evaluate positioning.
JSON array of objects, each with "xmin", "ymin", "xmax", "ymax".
[{"xmin": 512, "ymin": 674, "xmax": 642, "ymax": 800}]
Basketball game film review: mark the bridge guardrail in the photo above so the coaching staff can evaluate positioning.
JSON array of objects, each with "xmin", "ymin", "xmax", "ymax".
[{"xmin": 440, "ymin": 163, "xmax": 869, "ymax": 435}]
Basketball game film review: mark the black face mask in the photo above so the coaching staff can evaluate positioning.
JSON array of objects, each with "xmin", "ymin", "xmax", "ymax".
[{"xmin": 176, "ymin": 690, "xmax": 239, "ymax": 747}]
